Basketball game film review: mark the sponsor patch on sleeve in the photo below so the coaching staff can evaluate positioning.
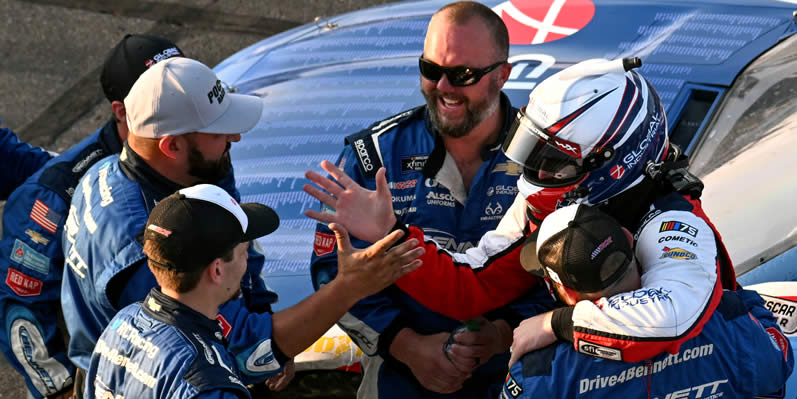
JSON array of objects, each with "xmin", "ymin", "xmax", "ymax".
[
  {"xmin": 765, "ymin": 327, "xmax": 790, "ymax": 361},
  {"xmin": 577, "ymin": 340, "xmax": 622, "ymax": 361},
  {"xmin": 503, "ymin": 373, "xmax": 524, "ymax": 398},
  {"xmin": 10, "ymin": 239, "xmax": 50, "ymax": 275},
  {"xmin": 659, "ymin": 221, "xmax": 698, "ymax": 237},
  {"xmin": 24, "ymin": 229, "xmax": 50, "ymax": 246},
  {"xmin": 6, "ymin": 268, "xmax": 43, "ymax": 296},
  {"xmin": 660, "ymin": 247, "xmax": 697, "ymax": 260},
  {"xmin": 350, "ymin": 135, "xmax": 383, "ymax": 178},
  {"xmin": 313, "ymin": 232, "xmax": 336, "ymax": 257},
  {"xmin": 29, "ymin": 199, "xmax": 61, "ymax": 234}
]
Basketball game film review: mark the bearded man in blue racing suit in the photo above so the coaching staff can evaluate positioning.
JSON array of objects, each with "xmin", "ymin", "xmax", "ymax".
[
  {"xmin": 0, "ymin": 122, "xmax": 52, "ymax": 200},
  {"xmin": 308, "ymin": 3, "xmax": 553, "ymax": 398},
  {"xmin": 502, "ymin": 204, "xmax": 793, "ymax": 398},
  {"xmin": 60, "ymin": 58, "xmax": 286, "ymax": 394},
  {"xmin": 0, "ymin": 34, "xmax": 184, "ymax": 399},
  {"xmin": 304, "ymin": 58, "xmax": 737, "ymax": 367},
  {"xmin": 86, "ymin": 184, "xmax": 424, "ymax": 399}
]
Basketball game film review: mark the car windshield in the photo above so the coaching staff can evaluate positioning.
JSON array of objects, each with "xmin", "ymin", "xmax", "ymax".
[{"xmin": 691, "ymin": 33, "xmax": 797, "ymax": 275}]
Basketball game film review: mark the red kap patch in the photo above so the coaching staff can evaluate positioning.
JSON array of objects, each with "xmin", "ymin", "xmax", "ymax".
[
  {"xmin": 765, "ymin": 327, "xmax": 789, "ymax": 361},
  {"xmin": 6, "ymin": 268, "xmax": 43, "ymax": 297},
  {"xmin": 216, "ymin": 314, "xmax": 232, "ymax": 338},
  {"xmin": 314, "ymin": 232, "xmax": 336, "ymax": 257},
  {"xmin": 493, "ymin": 0, "xmax": 595, "ymax": 45}
]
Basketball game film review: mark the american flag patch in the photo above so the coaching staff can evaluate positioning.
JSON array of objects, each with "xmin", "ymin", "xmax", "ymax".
[{"xmin": 30, "ymin": 199, "xmax": 61, "ymax": 234}]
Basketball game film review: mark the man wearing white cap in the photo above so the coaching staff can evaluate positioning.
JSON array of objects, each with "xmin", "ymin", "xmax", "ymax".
[
  {"xmin": 84, "ymin": 184, "xmax": 423, "ymax": 399},
  {"xmin": 60, "ymin": 58, "xmax": 283, "ymax": 396}
]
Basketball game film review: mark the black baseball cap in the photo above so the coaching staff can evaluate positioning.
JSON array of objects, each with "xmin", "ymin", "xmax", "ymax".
[
  {"xmin": 142, "ymin": 184, "xmax": 279, "ymax": 272},
  {"xmin": 100, "ymin": 34, "xmax": 184, "ymax": 103},
  {"xmin": 530, "ymin": 204, "xmax": 633, "ymax": 293}
]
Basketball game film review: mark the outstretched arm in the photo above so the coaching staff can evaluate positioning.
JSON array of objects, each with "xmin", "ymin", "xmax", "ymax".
[
  {"xmin": 273, "ymin": 223, "xmax": 423, "ymax": 358},
  {"xmin": 304, "ymin": 161, "xmax": 539, "ymax": 321}
]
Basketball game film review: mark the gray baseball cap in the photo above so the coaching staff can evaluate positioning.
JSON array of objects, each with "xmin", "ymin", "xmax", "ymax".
[{"xmin": 124, "ymin": 57, "xmax": 263, "ymax": 138}]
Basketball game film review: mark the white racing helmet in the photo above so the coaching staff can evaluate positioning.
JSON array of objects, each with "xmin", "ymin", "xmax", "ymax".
[{"xmin": 503, "ymin": 58, "xmax": 668, "ymax": 217}]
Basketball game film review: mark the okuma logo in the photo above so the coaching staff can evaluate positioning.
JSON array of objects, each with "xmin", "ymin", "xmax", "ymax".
[{"xmin": 493, "ymin": 0, "xmax": 594, "ymax": 45}]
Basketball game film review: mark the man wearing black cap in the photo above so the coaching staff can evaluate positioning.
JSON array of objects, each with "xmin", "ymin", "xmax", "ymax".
[
  {"xmin": 0, "ymin": 34, "xmax": 183, "ymax": 399},
  {"xmin": 60, "ymin": 55, "xmax": 316, "ymax": 398},
  {"xmin": 84, "ymin": 184, "xmax": 423, "ymax": 399},
  {"xmin": 501, "ymin": 204, "xmax": 793, "ymax": 398}
]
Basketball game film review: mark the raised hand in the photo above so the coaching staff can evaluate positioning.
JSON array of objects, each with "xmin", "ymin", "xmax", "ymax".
[
  {"xmin": 330, "ymin": 223, "xmax": 424, "ymax": 298},
  {"xmin": 304, "ymin": 160, "xmax": 397, "ymax": 243},
  {"xmin": 508, "ymin": 311, "xmax": 556, "ymax": 367}
]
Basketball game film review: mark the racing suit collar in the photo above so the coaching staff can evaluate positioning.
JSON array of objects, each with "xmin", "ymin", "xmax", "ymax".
[
  {"xmin": 118, "ymin": 141, "xmax": 184, "ymax": 203},
  {"xmin": 421, "ymin": 92, "xmax": 515, "ymax": 178},
  {"xmin": 142, "ymin": 288, "xmax": 227, "ymax": 345}
]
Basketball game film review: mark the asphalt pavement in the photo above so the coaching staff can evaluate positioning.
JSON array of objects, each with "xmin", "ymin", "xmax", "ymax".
[{"xmin": 0, "ymin": 0, "xmax": 393, "ymax": 396}]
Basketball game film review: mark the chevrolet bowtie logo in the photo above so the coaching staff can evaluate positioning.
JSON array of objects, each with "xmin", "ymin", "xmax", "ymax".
[{"xmin": 492, "ymin": 162, "xmax": 524, "ymax": 176}]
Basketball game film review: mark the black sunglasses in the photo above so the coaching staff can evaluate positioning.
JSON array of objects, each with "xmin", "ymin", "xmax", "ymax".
[{"xmin": 418, "ymin": 56, "xmax": 505, "ymax": 87}]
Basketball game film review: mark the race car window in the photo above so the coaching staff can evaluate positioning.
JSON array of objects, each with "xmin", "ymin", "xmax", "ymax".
[
  {"xmin": 689, "ymin": 32, "xmax": 797, "ymax": 177},
  {"xmin": 667, "ymin": 85, "xmax": 722, "ymax": 155},
  {"xmin": 687, "ymin": 32, "xmax": 797, "ymax": 273}
]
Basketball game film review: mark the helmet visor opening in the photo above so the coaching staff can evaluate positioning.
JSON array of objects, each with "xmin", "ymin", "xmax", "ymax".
[{"xmin": 503, "ymin": 109, "xmax": 587, "ymax": 187}]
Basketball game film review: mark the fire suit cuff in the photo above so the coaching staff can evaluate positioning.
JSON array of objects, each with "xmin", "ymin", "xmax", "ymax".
[
  {"xmin": 377, "ymin": 314, "xmax": 411, "ymax": 359},
  {"xmin": 551, "ymin": 307, "xmax": 575, "ymax": 343}
]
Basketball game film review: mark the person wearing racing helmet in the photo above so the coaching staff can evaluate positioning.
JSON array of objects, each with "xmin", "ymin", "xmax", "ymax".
[{"xmin": 303, "ymin": 57, "xmax": 736, "ymax": 364}]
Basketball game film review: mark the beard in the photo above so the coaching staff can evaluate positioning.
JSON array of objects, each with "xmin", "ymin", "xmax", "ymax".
[
  {"xmin": 422, "ymin": 74, "xmax": 502, "ymax": 138},
  {"xmin": 187, "ymin": 142, "xmax": 232, "ymax": 183}
]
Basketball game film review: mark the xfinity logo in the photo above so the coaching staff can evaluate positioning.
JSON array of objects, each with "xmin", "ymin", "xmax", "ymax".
[
  {"xmin": 354, "ymin": 139, "xmax": 373, "ymax": 171},
  {"xmin": 401, "ymin": 155, "xmax": 428, "ymax": 173}
]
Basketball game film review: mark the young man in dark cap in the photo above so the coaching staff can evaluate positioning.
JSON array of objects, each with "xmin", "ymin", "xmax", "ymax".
[
  {"xmin": 501, "ymin": 204, "xmax": 793, "ymax": 398},
  {"xmin": 85, "ymin": 184, "xmax": 423, "ymax": 399},
  {"xmin": 0, "ymin": 34, "xmax": 183, "ymax": 399}
]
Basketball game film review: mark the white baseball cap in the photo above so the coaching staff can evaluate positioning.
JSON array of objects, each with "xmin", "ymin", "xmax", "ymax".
[{"xmin": 124, "ymin": 57, "xmax": 263, "ymax": 138}]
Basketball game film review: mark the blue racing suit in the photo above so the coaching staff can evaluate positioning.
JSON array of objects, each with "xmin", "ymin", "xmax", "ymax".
[
  {"xmin": 310, "ymin": 94, "xmax": 554, "ymax": 398},
  {"xmin": 86, "ymin": 288, "xmax": 258, "ymax": 399},
  {"xmin": 1, "ymin": 121, "xmax": 52, "ymax": 200},
  {"xmin": 0, "ymin": 119, "xmax": 121, "ymax": 398},
  {"xmin": 503, "ymin": 289, "xmax": 795, "ymax": 398},
  {"xmin": 61, "ymin": 142, "xmax": 284, "ymax": 383}
]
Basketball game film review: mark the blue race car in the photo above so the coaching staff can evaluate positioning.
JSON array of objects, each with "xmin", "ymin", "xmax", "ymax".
[{"xmin": 216, "ymin": 0, "xmax": 797, "ymax": 393}]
